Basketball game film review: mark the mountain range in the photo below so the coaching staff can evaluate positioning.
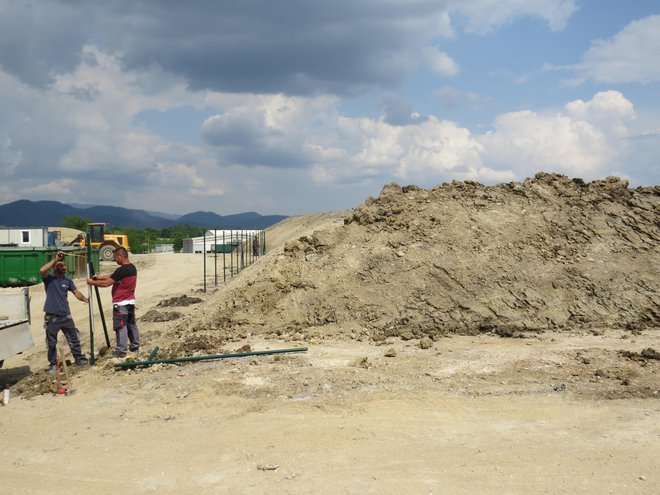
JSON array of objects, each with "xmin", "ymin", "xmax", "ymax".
[{"xmin": 0, "ymin": 200, "xmax": 288, "ymax": 230}]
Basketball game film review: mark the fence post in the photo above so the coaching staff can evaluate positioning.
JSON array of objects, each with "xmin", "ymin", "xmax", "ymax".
[{"xmin": 214, "ymin": 228, "xmax": 217, "ymax": 287}]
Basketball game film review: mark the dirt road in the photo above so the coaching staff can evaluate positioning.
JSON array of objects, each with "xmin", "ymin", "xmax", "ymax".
[{"xmin": 1, "ymin": 257, "xmax": 657, "ymax": 493}]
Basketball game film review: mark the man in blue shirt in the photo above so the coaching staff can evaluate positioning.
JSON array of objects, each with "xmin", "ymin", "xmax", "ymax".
[{"xmin": 40, "ymin": 251, "xmax": 89, "ymax": 372}]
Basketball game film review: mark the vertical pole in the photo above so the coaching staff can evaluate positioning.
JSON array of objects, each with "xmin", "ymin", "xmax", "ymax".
[
  {"xmin": 240, "ymin": 230, "xmax": 244, "ymax": 272},
  {"xmin": 86, "ymin": 249, "xmax": 110, "ymax": 348},
  {"xmin": 85, "ymin": 227, "xmax": 95, "ymax": 366},
  {"xmin": 223, "ymin": 230, "xmax": 226, "ymax": 283},
  {"xmin": 230, "ymin": 229, "xmax": 234, "ymax": 276},
  {"xmin": 203, "ymin": 230, "xmax": 206, "ymax": 293},
  {"xmin": 214, "ymin": 228, "xmax": 217, "ymax": 287}
]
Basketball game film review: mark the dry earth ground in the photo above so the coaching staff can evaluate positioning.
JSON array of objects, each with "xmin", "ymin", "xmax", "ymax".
[{"xmin": 1, "ymin": 176, "xmax": 659, "ymax": 494}]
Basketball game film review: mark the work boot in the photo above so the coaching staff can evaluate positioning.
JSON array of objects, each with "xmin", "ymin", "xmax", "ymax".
[{"xmin": 47, "ymin": 363, "xmax": 58, "ymax": 373}]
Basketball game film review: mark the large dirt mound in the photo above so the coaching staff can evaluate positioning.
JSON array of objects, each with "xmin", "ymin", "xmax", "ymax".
[{"xmin": 172, "ymin": 173, "xmax": 658, "ymax": 352}]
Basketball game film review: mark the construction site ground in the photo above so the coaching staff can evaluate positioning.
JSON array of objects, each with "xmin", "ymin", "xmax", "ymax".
[{"xmin": 1, "ymin": 174, "xmax": 658, "ymax": 494}]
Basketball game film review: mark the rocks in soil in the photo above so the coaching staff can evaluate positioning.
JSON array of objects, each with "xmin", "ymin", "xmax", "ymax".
[
  {"xmin": 158, "ymin": 295, "xmax": 203, "ymax": 307},
  {"xmin": 619, "ymin": 347, "xmax": 660, "ymax": 361},
  {"xmin": 141, "ymin": 310, "xmax": 183, "ymax": 322}
]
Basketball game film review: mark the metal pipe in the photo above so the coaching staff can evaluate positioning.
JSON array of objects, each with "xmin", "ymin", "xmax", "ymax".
[
  {"xmin": 87, "ymin": 259, "xmax": 110, "ymax": 348},
  {"xmin": 147, "ymin": 346, "xmax": 159, "ymax": 361},
  {"xmin": 214, "ymin": 228, "xmax": 217, "ymax": 287},
  {"xmin": 94, "ymin": 285, "xmax": 110, "ymax": 348},
  {"xmin": 85, "ymin": 241, "xmax": 95, "ymax": 365},
  {"xmin": 114, "ymin": 347, "xmax": 308, "ymax": 369},
  {"xmin": 126, "ymin": 346, "xmax": 160, "ymax": 368}
]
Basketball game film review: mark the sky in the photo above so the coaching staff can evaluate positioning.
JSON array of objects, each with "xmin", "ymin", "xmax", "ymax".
[{"xmin": 0, "ymin": 0, "xmax": 658, "ymax": 216}]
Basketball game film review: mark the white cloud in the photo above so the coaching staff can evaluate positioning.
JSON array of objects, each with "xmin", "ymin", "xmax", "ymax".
[
  {"xmin": 420, "ymin": 46, "xmax": 459, "ymax": 77},
  {"xmin": 24, "ymin": 178, "xmax": 77, "ymax": 196},
  {"xmin": 565, "ymin": 90, "xmax": 635, "ymax": 138},
  {"xmin": 203, "ymin": 94, "xmax": 483, "ymax": 186},
  {"xmin": 152, "ymin": 162, "xmax": 224, "ymax": 197},
  {"xmin": 200, "ymin": 90, "xmax": 650, "ymax": 189},
  {"xmin": 0, "ymin": 46, "xmax": 217, "ymax": 208},
  {"xmin": 391, "ymin": 119, "xmax": 484, "ymax": 180},
  {"xmin": 478, "ymin": 91, "xmax": 639, "ymax": 178},
  {"xmin": 572, "ymin": 15, "xmax": 660, "ymax": 85},
  {"xmin": 0, "ymin": 136, "xmax": 22, "ymax": 174},
  {"xmin": 448, "ymin": 0, "xmax": 577, "ymax": 34},
  {"xmin": 306, "ymin": 114, "xmax": 484, "ymax": 186},
  {"xmin": 202, "ymin": 94, "xmax": 343, "ymax": 168},
  {"xmin": 480, "ymin": 110, "xmax": 608, "ymax": 175}
]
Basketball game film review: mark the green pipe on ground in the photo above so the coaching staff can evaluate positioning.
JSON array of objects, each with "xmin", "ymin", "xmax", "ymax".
[
  {"xmin": 147, "ymin": 346, "xmax": 159, "ymax": 361},
  {"xmin": 114, "ymin": 347, "xmax": 308, "ymax": 369},
  {"xmin": 125, "ymin": 346, "xmax": 160, "ymax": 369}
]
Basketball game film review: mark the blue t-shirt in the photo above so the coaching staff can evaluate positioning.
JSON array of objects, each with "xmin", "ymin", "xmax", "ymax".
[{"xmin": 43, "ymin": 275, "xmax": 76, "ymax": 316}]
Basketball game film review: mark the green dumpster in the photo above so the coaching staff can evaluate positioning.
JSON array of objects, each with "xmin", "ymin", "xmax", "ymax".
[
  {"xmin": 0, "ymin": 247, "xmax": 98, "ymax": 287},
  {"xmin": 213, "ymin": 243, "xmax": 240, "ymax": 253}
]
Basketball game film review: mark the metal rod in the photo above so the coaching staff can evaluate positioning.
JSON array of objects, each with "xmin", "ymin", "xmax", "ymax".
[
  {"xmin": 214, "ymin": 227, "xmax": 217, "ymax": 287},
  {"xmin": 203, "ymin": 230, "xmax": 206, "ymax": 292},
  {"xmin": 240, "ymin": 230, "xmax": 244, "ymax": 272},
  {"xmin": 87, "ymin": 260, "xmax": 110, "ymax": 348},
  {"xmin": 230, "ymin": 229, "xmax": 234, "ymax": 276},
  {"xmin": 126, "ymin": 346, "xmax": 160, "ymax": 369},
  {"xmin": 85, "ymin": 238, "xmax": 95, "ymax": 365},
  {"xmin": 147, "ymin": 346, "xmax": 159, "ymax": 361},
  {"xmin": 114, "ymin": 347, "xmax": 308, "ymax": 368},
  {"xmin": 94, "ymin": 286, "xmax": 110, "ymax": 348}
]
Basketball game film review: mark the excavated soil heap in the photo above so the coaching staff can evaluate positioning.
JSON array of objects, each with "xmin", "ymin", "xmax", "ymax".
[{"xmin": 172, "ymin": 173, "xmax": 658, "ymax": 353}]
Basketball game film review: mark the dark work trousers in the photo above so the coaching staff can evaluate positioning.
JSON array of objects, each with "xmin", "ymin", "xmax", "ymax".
[
  {"xmin": 113, "ymin": 304, "xmax": 140, "ymax": 355},
  {"xmin": 44, "ymin": 314, "xmax": 86, "ymax": 365}
]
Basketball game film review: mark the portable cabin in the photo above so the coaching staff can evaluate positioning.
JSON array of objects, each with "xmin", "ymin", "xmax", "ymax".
[{"xmin": 0, "ymin": 227, "xmax": 49, "ymax": 248}]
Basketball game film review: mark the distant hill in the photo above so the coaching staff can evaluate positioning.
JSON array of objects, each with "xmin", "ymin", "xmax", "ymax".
[
  {"xmin": 177, "ymin": 211, "xmax": 288, "ymax": 229},
  {"xmin": 0, "ymin": 200, "xmax": 287, "ymax": 230},
  {"xmin": 70, "ymin": 203, "xmax": 181, "ymax": 221}
]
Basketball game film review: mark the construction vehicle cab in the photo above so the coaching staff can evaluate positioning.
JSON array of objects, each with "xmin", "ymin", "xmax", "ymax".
[{"xmin": 80, "ymin": 223, "xmax": 130, "ymax": 261}]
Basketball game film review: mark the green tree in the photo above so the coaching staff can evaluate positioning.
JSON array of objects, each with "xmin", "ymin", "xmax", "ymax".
[
  {"xmin": 162, "ymin": 224, "xmax": 204, "ymax": 253},
  {"xmin": 119, "ymin": 227, "xmax": 147, "ymax": 254},
  {"xmin": 63, "ymin": 215, "xmax": 92, "ymax": 231},
  {"xmin": 173, "ymin": 235, "xmax": 184, "ymax": 253},
  {"xmin": 143, "ymin": 227, "xmax": 159, "ymax": 252}
]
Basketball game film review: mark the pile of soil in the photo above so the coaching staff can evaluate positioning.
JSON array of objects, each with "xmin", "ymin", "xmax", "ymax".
[{"xmin": 164, "ymin": 173, "xmax": 658, "ymax": 356}]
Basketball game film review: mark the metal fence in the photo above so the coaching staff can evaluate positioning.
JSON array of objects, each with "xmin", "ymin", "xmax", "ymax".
[{"xmin": 201, "ymin": 229, "xmax": 266, "ymax": 292}]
